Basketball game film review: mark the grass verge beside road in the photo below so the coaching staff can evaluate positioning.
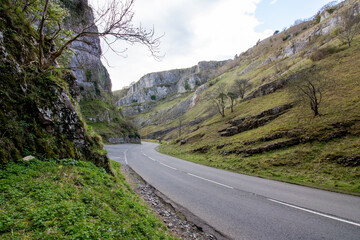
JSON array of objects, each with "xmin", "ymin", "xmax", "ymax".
[{"xmin": 0, "ymin": 158, "xmax": 175, "ymax": 239}]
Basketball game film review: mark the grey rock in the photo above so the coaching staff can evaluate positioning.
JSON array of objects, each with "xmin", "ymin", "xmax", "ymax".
[
  {"xmin": 22, "ymin": 156, "xmax": 35, "ymax": 161},
  {"xmin": 116, "ymin": 60, "xmax": 230, "ymax": 106},
  {"xmin": 65, "ymin": 0, "xmax": 112, "ymax": 100}
]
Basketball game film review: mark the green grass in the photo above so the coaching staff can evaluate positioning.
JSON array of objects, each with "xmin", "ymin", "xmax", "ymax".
[
  {"xmin": 0, "ymin": 158, "xmax": 176, "ymax": 239},
  {"xmin": 159, "ymin": 136, "xmax": 360, "ymax": 195},
  {"xmin": 80, "ymin": 100, "xmax": 138, "ymax": 142}
]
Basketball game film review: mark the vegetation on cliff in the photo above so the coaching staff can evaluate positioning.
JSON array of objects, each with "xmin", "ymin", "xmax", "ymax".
[{"xmin": 0, "ymin": 0, "xmax": 110, "ymax": 171}]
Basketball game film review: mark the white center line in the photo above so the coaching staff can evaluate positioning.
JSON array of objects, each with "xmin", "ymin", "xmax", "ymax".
[
  {"xmin": 159, "ymin": 162, "xmax": 177, "ymax": 170},
  {"xmin": 268, "ymin": 198, "xmax": 360, "ymax": 227},
  {"xmin": 187, "ymin": 173, "xmax": 234, "ymax": 189}
]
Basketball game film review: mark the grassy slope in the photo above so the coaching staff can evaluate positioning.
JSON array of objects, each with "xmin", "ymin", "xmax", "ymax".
[
  {"xmin": 134, "ymin": 4, "xmax": 360, "ymax": 195},
  {"xmin": 158, "ymin": 35, "xmax": 360, "ymax": 195},
  {"xmin": 80, "ymin": 100, "xmax": 139, "ymax": 143},
  {"xmin": 0, "ymin": 158, "xmax": 175, "ymax": 239}
]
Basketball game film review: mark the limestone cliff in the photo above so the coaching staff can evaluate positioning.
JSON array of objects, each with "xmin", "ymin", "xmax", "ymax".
[
  {"xmin": 0, "ymin": 0, "xmax": 112, "ymax": 171},
  {"xmin": 60, "ymin": 0, "xmax": 112, "ymax": 101},
  {"xmin": 116, "ymin": 60, "xmax": 230, "ymax": 107},
  {"xmin": 58, "ymin": 0, "xmax": 140, "ymax": 144}
]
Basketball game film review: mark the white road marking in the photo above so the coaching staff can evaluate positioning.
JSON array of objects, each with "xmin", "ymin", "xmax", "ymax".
[
  {"xmin": 111, "ymin": 157, "xmax": 122, "ymax": 159},
  {"xmin": 268, "ymin": 198, "xmax": 360, "ymax": 227},
  {"xmin": 141, "ymin": 151, "xmax": 233, "ymax": 189},
  {"xmin": 159, "ymin": 162, "xmax": 177, "ymax": 170},
  {"xmin": 124, "ymin": 149, "xmax": 128, "ymax": 165},
  {"xmin": 187, "ymin": 173, "xmax": 234, "ymax": 189}
]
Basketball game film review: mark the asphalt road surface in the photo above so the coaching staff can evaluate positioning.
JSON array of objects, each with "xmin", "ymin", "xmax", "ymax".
[{"xmin": 105, "ymin": 142, "xmax": 360, "ymax": 240}]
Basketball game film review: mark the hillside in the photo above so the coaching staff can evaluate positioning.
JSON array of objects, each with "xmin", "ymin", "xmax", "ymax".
[{"xmin": 122, "ymin": 0, "xmax": 360, "ymax": 195}]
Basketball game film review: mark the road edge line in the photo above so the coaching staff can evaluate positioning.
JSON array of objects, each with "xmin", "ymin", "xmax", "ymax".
[{"xmin": 268, "ymin": 198, "xmax": 360, "ymax": 227}]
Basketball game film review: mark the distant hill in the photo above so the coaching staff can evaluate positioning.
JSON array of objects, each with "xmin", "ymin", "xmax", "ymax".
[{"xmin": 121, "ymin": 0, "xmax": 360, "ymax": 195}]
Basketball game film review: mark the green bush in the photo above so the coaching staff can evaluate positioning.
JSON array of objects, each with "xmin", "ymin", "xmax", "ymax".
[{"xmin": 151, "ymin": 95, "xmax": 156, "ymax": 101}]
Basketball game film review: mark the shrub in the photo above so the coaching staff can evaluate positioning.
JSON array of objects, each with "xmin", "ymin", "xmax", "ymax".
[
  {"xmin": 326, "ymin": 7, "xmax": 336, "ymax": 14},
  {"xmin": 310, "ymin": 47, "xmax": 339, "ymax": 61},
  {"xmin": 282, "ymin": 34, "xmax": 291, "ymax": 41},
  {"xmin": 151, "ymin": 95, "xmax": 156, "ymax": 101}
]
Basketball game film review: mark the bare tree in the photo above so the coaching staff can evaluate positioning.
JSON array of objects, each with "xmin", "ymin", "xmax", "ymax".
[
  {"xmin": 292, "ymin": 68, "xmax": 326, "ymax": 117},
  {"xmin": 31, "ymin": 0, "xmax": 161, "ymax": 71},
  {"xmin": 227, "ymin": 92, "xmax": 237, "ymax": 113},
  {"xmin": 234, "ymin": 79, "xmax": 252, "ymax": 99},
  {"xmin": 206, "ymin": 83, "xmax": 227, "ymax": 117},
  {"xmin": 338, "ymin": 6, "xmax": 360, "ymax": 47}
]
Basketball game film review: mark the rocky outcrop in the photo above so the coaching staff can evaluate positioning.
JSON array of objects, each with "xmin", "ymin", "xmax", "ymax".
[
  {"xmin": 220, "ymin": 104, "xmax": 293, "ymax": 137},
  {"xmin": 116, "ymin": 60, "xmax": 229, "ymax": 106},
  {"xmin": 0, "ymin": 0, "xmax": 111, "ymax": 172},
  {"xmin": 62, "ymin": 0, "xmax": 112, "ymax": 100}
]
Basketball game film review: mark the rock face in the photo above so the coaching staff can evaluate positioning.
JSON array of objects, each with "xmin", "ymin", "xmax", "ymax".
[
  {"xmin": 116, "ymin": 60, "xmax": 230, "ymax": 106},
  {"xmin": 0, "ymin": 0, "xmax": 111, "ymax": 172},
  {"xmin": 62, "ymin": 0, "xmax": 112, "ymax": 100}
]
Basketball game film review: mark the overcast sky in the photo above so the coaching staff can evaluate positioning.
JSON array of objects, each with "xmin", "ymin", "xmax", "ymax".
[{"xmin": 89, "ymin": 0, "xmax": 337, "ymax": 91}]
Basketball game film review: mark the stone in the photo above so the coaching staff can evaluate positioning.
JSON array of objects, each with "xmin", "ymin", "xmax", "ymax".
[{"xmin": 22, "ymin": 155, "xmax": 35, "ymax": 161}]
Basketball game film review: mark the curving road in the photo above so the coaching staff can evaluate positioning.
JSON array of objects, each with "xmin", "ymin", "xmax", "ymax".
[{"xmin": 106, "ymin": 142, "xmax": 360, "ymax": 240}]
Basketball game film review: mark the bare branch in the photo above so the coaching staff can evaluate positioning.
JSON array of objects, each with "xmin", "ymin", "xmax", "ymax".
[
  {"xmin": 36, "ymin": 0, "xmax": 162, "ymax": 70},
  {"xmin": 292, "ymin": 67, "xmax": 326, "ymax": 117}
]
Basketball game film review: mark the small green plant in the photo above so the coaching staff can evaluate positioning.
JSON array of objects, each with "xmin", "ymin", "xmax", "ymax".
[
  {"xmin": 326, "ymin": 7, "xmax": 336, "ymax": 14},
  {"xmin": 185, "ymin": 82, "xmax": 191, "ymax": 91},
  {"xmin": 85, "ymin": 69, "xmax": 92, "ymax": 81},
  {"xmin": 151, "ymin": 95, "xmax": 156, "ymax": 100}
]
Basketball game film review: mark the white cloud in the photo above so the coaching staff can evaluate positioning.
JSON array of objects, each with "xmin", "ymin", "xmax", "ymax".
[
  {"xmin": 89, "ymin": 0, "xmax": 272, "ymax": 90},
  {"xmin": 190, "ymin": 0, "xmax": 266, "ymax": 61},
  {"xmin": 270, "ymin": 0, "xmax": 279, "ymax": 5}
]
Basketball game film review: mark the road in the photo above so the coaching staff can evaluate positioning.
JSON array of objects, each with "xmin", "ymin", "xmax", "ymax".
[{"xmin": 106, "ymin": 142, "xmax": 360, "ymax": 240}]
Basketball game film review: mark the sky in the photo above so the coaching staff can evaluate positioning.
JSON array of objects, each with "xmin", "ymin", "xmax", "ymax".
[{"xmin": 89, "ymin": 0, "xmax": 337, "ymax": 91}]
